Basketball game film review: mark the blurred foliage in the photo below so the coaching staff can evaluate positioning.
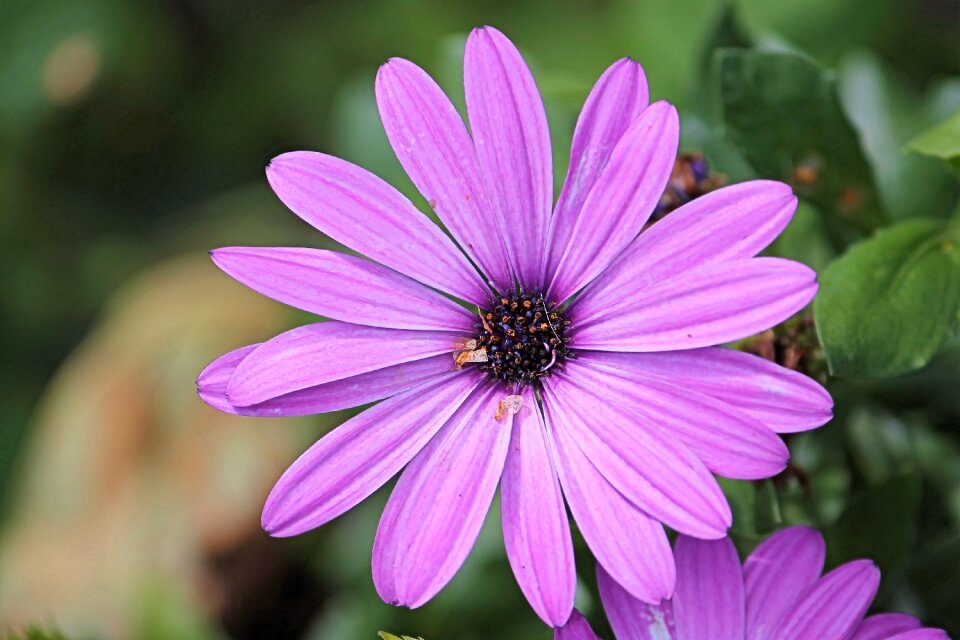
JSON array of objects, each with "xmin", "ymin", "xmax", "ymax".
[
  {"xmin": 910, "ymin": 108, "xmax": 960, "ymax": 170},
  {"xmin": 4, "ymin": 627, "xmax": 72, "ymax": 640},
  {"xmin": 1, "ymin": 0, "xmax": 960, "ymax": 638}
]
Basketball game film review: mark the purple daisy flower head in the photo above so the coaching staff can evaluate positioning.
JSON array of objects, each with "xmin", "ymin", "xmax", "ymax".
[
  {"xmin": 556, "ymin": 526, "xmax": 950, "ymax": 640},
  {"xmin": 197, "ymin": 25, "xmax": 833, "ymax": 626}
]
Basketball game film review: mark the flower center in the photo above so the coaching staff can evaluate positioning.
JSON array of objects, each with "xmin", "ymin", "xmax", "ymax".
[{"xmin": 471, "ymin": 292, "xmax": 572, "ymax": 386}]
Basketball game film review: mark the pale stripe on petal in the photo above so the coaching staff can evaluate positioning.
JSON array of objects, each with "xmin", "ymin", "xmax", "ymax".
[
  {"xmin": 575, "ymin": 180, "xmax": 797, "ymax": 315},
  {"xmin": 545, "ymin": 58, "xmax": 649, "ymax": 284},
  {"xmin": 597, "ymin": 564, "xmax": 677, "ymax": 640},
  {"xmin": 744, "ymin": 525, "xmax": 826, "ymax": 640},
  {"xmin": 542, "ymin": 373, "xmax": 731, "ymax": 539},
  {"xmin": 571, "ymin": 357, "xmax": 789, "ymax": 480},
  {"xmin": 573, "ymin": 258, "xmax": 818, "ymax": 353},
  {"xmin": 465, "ymin": 26, "xmax": 552, "ymax": 289},
  {"xmin": 546, "ymin": 393, "xmax": 675, "ymax": 604},
  {"xmin": 266, "ymin": 151, "xmax": 489, "ymax": 303},
  {"xmin": 211, "ymin": 246, "xmax": 476, "ymax": 332},
  {"xmin": 262, "ymin": 371, "xmax": 483, "ymax": 537},
  {"xmin": 376, "ymin": 58, "xmax": 513, "ymax": 291},
  {"xmin": 372, "ymin": 381, "xmax": 511, "ymax": 608},
  {"xmin": 198, "ymin": 345, "xmax": 453, "ymax": 417},
  {"xmin": 226, "ymin": 322, "xmax": 462, "ymax": 406},
  {"xmin": 548, "ymin": 101, "xmax": 678, "ymax": 303},
  {"xmin": 672, "ymin": 535, "xmax": 745, "ymax": 640},
  {"xmin": 580, "ymin": 348, "xmax": 832, "ymax": 434},
  {"xmin": 502, "ymin": 386, "xmax": 576, "ymax": 627},
  {"xmin": 767, "ymin": 560, "xmax": 880, "ymax": 640}
]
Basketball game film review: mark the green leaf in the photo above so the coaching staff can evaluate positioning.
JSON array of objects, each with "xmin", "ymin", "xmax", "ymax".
[
  {"xmin": 814, "ymin": 218, "xmax": 960, "ymax": 378},
  {"xmin": 712, "ymin": 49, "xmax": 883, "ymax": 239},
  {"xmin": 908, "ymin": 109, "xmax": 960, "ymax": 172}
]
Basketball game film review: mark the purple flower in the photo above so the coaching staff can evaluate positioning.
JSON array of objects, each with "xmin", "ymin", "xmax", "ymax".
[
  {"xmin": 197, "ymin": 26, "xmax": 833, "ymax": 626},
  {"xmin": 556, "ymin": 526, "xmax": 949, "ymax": 640}
]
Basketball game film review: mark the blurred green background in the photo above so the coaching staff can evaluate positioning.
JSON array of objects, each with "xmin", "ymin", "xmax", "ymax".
[{"xmin": 2, "ymin": 0, "xmax": 959, "ymax": 638}]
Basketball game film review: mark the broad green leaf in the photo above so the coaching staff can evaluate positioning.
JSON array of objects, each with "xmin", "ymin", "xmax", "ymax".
[
  {"xmin": 712, "ymin": 49, "xmax": 883, "ymax": 239},
  {"xmin": 908, "ymin": 109, "xmax": 960, "ymax": 172},
  {"xmin": 815, "ymin": 219, "xmax": 960, "ymax": 378}
]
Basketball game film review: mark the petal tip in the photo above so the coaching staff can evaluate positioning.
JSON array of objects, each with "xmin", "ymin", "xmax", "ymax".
[
  {"xmin": 207, "ymin": 247, "xmax": 230, "ymax": 267},
  {"xmin": 261, "ymin": 496, "xmax": 298, "ymax": 538},
  {"xmin": 377, "ymin": 57, "xmax": 404, "ymax": 79},
  {"xmin": 542, "ymin": 601, "xmax": 576, "ymax": 629},
  {"xmin": 266, "ymin": 151, "xmax": 312, "ymax": 178},
  {"xmin": 470, "ymin": 24, "xmax": 510, "ymax": 47}
]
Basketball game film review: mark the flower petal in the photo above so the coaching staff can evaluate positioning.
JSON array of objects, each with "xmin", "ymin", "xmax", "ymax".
[
  {"xmin": 852, "ymin": 614, "xmax": 923, "ymax": 640},
  {"xmin": 573, "ymin": 258, "xmax": 818, "ymax": 352},
  {"xmin": 548, "ymin": 101, "xmax": 679, "ymax": 302},
  {"xmin": 547, "ymin": 397, "xmax": 675, "ymax": 603},
  {"xmin": 502, "ymin": 387, "xmax": 576, "ymax": 626},
  {"xmin": 574, "ymin": 356, "xmax": 789, "ymax": 480},
  {"xmin": 672, "ymin": 535, "xmax": 745, "ymax": 640},
  {"xmin": 226, "ymin": 322, "xmax": 462, "ymax": 406},
  {"xmin": 376, "ymin": 58, "xmax": 513, "ymax": 290},
  {"xmin": 542, "ymin": 372, "xmax": 731, "ymax": 539},
  {"xmin": 197, "ymin": 344, "xmax": 260, "ymax": 413},
  {"xmin": 545, "ymin": 58, "xmax": 649, "ymax": 283},
  {"xmin": 198, "ymin": 345, "xmax": 453, "ymax": 417},
  {"xmin": 210, "ymin": 247, "xmax": 476, "ymax": 332},
  {"xmin": 372, "ymin": 381, "xmax": 511, "ymax": 608},
  {"xmin": 555, "ymin": 610, "xmax": 601, "ymax": 640},
  {"xmin": 574, "ymin": 180, "xmax": 797, "ymax": 315},
  {"xmin": 768, "ymin": 559, "xmax": 880, "ymax": 640},
  {"xmin": 744, "ymin": 525, "xmax": 826, "ymax": 640},
  {"xmin": 889, "ymin": 631, "xmax": 951, "ymax": 640},
  {"xmin": 597, "ymin": 564, "xmax": 677, "ymax": 640},
  {"xmin": 464, "ymin": 26, "xmax": 552, "ymax": 289},
  {"xmin": 262, "ymin": 371, "xmax": 482, "ymax": 537},
  {"xmin": 580, "ymin": 348, "xmax": 832, "ymax": 433},
  {"xmin": 266, "ymin": 151, "xmax": 489, "ymax": 303}
]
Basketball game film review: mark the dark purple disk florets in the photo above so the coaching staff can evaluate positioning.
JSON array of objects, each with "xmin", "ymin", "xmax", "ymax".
[{"xmin": 474, "ymin": 291, "xmax": 572, "ymax": 386}]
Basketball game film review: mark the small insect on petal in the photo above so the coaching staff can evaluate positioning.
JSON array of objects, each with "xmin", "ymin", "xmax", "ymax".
[
  {"xmin": 454, "ymin": 347, "xmax": 488, "ymax": 369},
  {"xmin": 495, "ymin": 394, "xmax": 523, "ymax": 421},
  {"xmin": 453, "ymin": 337, "xmax": 478, "ymax": 351}
]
